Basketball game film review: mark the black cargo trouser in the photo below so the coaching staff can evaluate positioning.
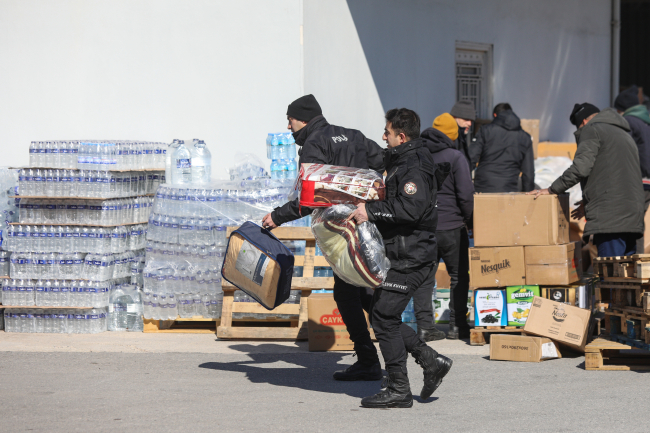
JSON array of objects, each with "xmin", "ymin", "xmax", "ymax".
[
  {"xmin": 370, "ymin": 266, "xmax": 431, "ymax": 374},
  {"xmin": 413, "ymin": 268, "xmax": 435, "ymax": 329},
  {"xmin": 332, "ymin": 275, "xmax": 379, "ymax": 365}
]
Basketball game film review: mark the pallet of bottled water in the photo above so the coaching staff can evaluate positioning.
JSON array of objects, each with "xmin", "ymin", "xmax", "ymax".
[
  {"xmin": 152, "ymin": 179, "xmax": 294, "ymax": 221},
  {"xmin": 18, "ymin": 169, "xmax": 163, "ymax": 198},
  {"xmin": 4, "ymin": 307, "xmax": 109, "ymax": 333},
  {"xmin": 143, "ymin": 240, "xmax": 224, "ymax": 320},
  {"xmin": 18, "ymin": 197, "xmax": 153, "ymax": 225},
  {"xmin": 10, "ymin": 250, "xmax": 144, "ymax": 281},
  {"xmin": 4, "ymin": 224, "xmax": 147, "ymax": 253},
  {"xmin": 1, "ymin": 277, "xmax": 135, "ymax": 307},
  {"xmin": 28, "ymin": 140, "xmax": 167, "ymax": 170}
]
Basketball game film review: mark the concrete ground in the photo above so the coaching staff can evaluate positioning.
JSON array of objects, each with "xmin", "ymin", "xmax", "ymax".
[{"xmin": 0, "ymin": 330, "xmax": 647, "ymax": 433}]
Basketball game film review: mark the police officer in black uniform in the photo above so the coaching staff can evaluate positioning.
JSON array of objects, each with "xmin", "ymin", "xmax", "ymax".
[
  {"xmin": 350, "ymin": 108, "xmax": 453, "ymax": 408},
  {"xmin": 262, "ymin": 94, "xmax": 385, "ymax": 381}
]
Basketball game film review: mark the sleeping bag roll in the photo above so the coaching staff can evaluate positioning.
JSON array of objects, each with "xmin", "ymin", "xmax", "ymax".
[{"xmin": 221, "ymin": 222, "xmax": 294, "ymax": 310}]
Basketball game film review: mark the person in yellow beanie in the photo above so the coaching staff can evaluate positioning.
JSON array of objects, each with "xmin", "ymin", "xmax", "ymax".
[{"xmin": 432, "ymin": 113, "xmax": 459, "ymax": 141}]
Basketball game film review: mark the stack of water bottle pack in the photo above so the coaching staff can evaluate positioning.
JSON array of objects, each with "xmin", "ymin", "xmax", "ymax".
[
  {"xmin": 3, "ymin": 282, "xmax": 144, "ymax": 333},
  {"xmin": 17, "ymin": 197, "xmax": 153, "ymax": 225},
  {"xmin": 28, "ymin": 140, "xmax": 167, "ymax": 170},
  {"xmin": 266, "ymin": 132, "xmax": 298, "ymax": 180},
  {"xmin": 0, "ymin": 138, "xmax": 165, "ymax": 334},
  {"xmin": 0, "ymin": 167, "xmax": 20, "ymax": 278},
  {"xmin": 18, "ymin": 169, "xmax": 163, "ymax": 198}
]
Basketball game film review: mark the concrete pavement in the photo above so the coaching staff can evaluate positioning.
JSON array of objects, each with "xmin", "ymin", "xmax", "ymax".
[{"xmin": 0, "ymin": 332, "xmax": 647, "ymax": 433}]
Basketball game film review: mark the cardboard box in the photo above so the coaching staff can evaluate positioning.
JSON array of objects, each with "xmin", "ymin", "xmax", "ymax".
[
  {"xmin": 307, "ymin": 294, "xmax": 369, "ymax": 351},
  {"xmin": 520, "ymin": 119, "xmax": 540, "ymax": 158},
  {"xmin": 523, "ymin": 296, "xmax": 592, "ymax": 351},
  {"xmin": 541, "ymin": 287, "xmax": 576, "ymax": 306},
  {"xmin": 490, "ymin": 334, "xmax": 562, "ymax": 362},
  {"xmin": 435, "ymin": 262, "xmax": 451, "ymax": 289},
  {"xmin": 473, "ymin": 193, "xmax": 570, "ymax": 247},
  {"xmin": 469, "ymin": 246, "xmax": 526, "ymax": 288},
  {"xmin": 525, "ymin": 242, "xmax": 582, "ymax": 285},
  {"xmin": 505, "ymin": 285, "xmax": 540, "ymax": 326},
  {"xmin": 474, "ymin": 289, "xmax": 507, "ymax": 326}
]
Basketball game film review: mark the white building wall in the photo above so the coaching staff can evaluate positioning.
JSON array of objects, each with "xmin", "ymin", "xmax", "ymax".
[
  {"xmin": 0, "ymin": 0, "xmax": 612, "ymax": 176},
  {"xmin": 0, "ymin": 0, "xmax": 303, "ymax": 177},
  {"xmin": 304, "ymin": 0, "xmax": 612, "ymax": 146}
]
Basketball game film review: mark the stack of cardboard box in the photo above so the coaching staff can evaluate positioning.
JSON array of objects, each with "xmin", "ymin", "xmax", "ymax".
[{"xmin": 470, "ymin": 193, "xmax": 593, "ymax": 357}]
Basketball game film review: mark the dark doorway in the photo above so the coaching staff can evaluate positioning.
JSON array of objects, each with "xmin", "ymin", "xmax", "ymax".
[{"xmin": 620, "ymin": 0, "xmax": 650, "ymax": 95}]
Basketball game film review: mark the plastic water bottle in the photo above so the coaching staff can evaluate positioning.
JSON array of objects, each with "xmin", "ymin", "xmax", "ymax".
[
  {"xmin": 171, "ymin": 141, "xmax": 192, "ymax": 185},
  {"xmin": 190, "ymin": 139, "xmax": 211, "ymax": 184},
  {"xmin": 165, "ymin": 139, "xmax": 181, "ymax": 184}
]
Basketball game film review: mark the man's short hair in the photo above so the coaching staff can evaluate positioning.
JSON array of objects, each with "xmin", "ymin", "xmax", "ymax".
[
  {"xmin": 493, "ymin": 103, "xmax": 512, "ymax": 116},
  {"xmin": 385, "ymin": 108, "xmax": 421, "ymax": 141}
]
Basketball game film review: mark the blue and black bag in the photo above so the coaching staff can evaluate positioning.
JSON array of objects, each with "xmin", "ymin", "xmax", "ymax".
[{"xmin": 221, "ymin": 221, "xmax": 294, "ymax": 310}]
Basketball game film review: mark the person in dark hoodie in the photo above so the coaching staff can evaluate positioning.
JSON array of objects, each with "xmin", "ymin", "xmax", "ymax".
[
  {"xmin": 417, "ymin": 113, "xmax": 475, "ymax": 340},
  {"xmin": 262, "ymin": 94, "xmax": 386, "ymax": 382},
  {"xmin": 470, "ymin": 103, "xmax": 535, "ymax": 192},
  {"xmin": 532, "ymin": 103, "xmax": 644, "ymax": 257},
  {"xmin": 614, "ymin": 85, "xmax": 650, "ymax": 253}
]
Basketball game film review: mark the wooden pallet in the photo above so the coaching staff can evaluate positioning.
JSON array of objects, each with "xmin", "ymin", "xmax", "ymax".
[
  {"xmin": 217, "ymin": 226, "xmax": 333, "ymax": 340},
  {"xmin": 594, "ymin": 254, "xmax": 650, "ymax": 282},
  {"xmin": 143, "ymin": 317, "xmax": 220, "ymax": 334},
  {"xmin": 584, "ymin": 337, "xmax": 650, "ymax": 371},
  {"xmin": 604, "ymin": 308, "xmax": 650, "ymax": 345},
  {"xmin": 596, "ymin": 282, "xmax": 650, "ymax": 312},
  {"xmin": 470, "ymin": 326, "xmax": 526, "ymax": 346}
]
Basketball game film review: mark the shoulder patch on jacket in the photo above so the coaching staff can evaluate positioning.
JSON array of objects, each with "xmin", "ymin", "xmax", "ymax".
[{"xmin": 404, "ymin": 182, "xmax": 417, "ymax": 194}]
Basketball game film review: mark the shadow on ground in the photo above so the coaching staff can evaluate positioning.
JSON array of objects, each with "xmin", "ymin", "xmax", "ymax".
[{"xmin": 199, "ymin": 343, "xmax": 383, "ymax": 398}]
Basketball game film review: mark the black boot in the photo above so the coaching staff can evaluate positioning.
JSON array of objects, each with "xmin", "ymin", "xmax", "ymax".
[
  {"xmin": 333, "ymin": 360, "xmax": 382, "ymax": 381},
  {"xmin": 333, "ymin": 341, "xmax": 382, "ymax": 381},
  {"xmin": 361, "ymin": 371, "xmax": 413, "ymax": 408},
  {"xmin": 418, "ymin": 326, "xmax": 447, "ymax": 342},
  {"xmin": 447, "ymin": 325, "xmax": 470, "ymax": 340},
  {"xmin": 411, "ymin": 345, "xmax": 453, "ymax": 399}
]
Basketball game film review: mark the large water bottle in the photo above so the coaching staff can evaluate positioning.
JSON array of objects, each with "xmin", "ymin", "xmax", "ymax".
[
  {"xmin": 171, "ymin": 141, "xmax": 192, "ymax": 185},
  {"xmin": 165, "ymin": 139, "xmax": 181, "ymax": 184},
  {"xmin": 108, "ymin": 284, "xmax": 143, "ymax": 331},
  {"xmin": 190, "ymin": 139, "xmax": 211, "ymax": 184}
]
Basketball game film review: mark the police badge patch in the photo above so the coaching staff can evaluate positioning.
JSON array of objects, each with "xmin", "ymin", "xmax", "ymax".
[{"xmin": 404, "ymin": 182, "xmax": 417, "ymax": 194}]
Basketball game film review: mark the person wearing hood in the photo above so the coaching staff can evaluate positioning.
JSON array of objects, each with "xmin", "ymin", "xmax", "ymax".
[
  {"xmin": 532, "ymin": 103, "xmax": 644, "ymax": 257},
  {"xmin": 415, "ymin": 113, "xmax": 474, "ymax": 340},
  {"xmin": 262, "ymin": 94, "xmax": 386, "ymax": 382},
  {"xmin": 470, "ymin": 103, "xmax": 535, "ymax": 192},
  {"xmin": 449, "ymin": 100, "xmax": 476, "ymax": 165},
  {"xmin": 614, "ymin": 85, "xmax": 650, "ymax": 253}
]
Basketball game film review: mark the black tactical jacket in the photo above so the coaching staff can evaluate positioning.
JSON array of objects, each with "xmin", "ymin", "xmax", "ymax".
[
  {"xmin": 366, "ymin": 139, "xmax": 446, "ymax": 274},
  {"xmin": 271, "ymin": 115, "xmax": 385, "ymax": 225}
]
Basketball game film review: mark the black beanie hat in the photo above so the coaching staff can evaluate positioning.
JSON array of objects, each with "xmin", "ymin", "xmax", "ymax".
[
  {"xmin": 614, "ymin": 85, "xmax": 640, "ymax": 112},
  {"xmin": 569, "ymin": 103, "xmax": 600, "ymax": 128},
  {"xmin": 287, "ymin": 94, "xmax": 322, "ymax": 122}
]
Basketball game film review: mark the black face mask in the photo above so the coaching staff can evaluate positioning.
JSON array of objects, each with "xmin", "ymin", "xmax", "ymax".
[{"xmin": 292, "ymin": 124, "xmax": 310, "ymax": 146}]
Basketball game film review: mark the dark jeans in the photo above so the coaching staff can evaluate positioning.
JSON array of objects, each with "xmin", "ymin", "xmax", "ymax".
[
  {"xmin": 332, "ymin": 274, "xmax": 378, "ymax": 365},
  {"xmin": 594, "ymin": 233, "xmax": 638, "ymax": 257},
  {"xmin": 370, "ymin": 266, "xmax": 430, "ymax": 374},
  {"xmin": 418, "ymin": 226, "xmax": 470, "ymax": 330}
]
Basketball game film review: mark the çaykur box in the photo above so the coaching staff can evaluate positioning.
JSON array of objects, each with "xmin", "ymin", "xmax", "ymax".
[{"xmin": 221, "ymin": 222, "xmax": 294, "ymax": 310}]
